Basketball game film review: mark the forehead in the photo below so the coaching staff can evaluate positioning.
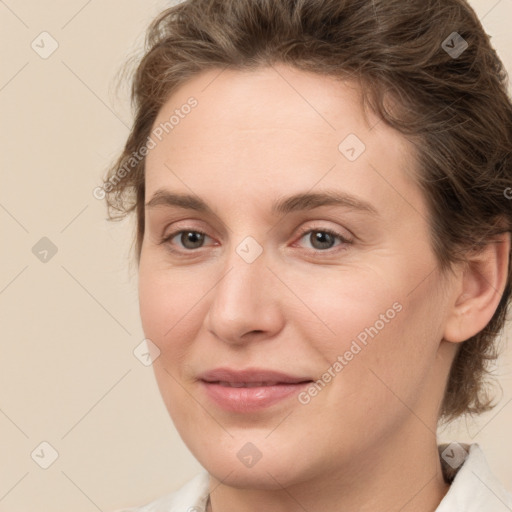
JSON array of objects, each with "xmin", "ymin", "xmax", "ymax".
[{"xmin": 144, "ymin": 64, "xmax": 423, "ymax": 218}]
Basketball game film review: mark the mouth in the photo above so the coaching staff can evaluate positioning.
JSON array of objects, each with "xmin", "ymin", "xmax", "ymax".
[
  {"xmin": 198, "ymin": 367, "xmax": 313, "ymax": 384},
  {"xmin": 198, "ymin": 367, "xmax": 314, "ymax": 412},
  {"xmin": 207, "ymin": 381, "xmax": 312, "ymax": 388}
]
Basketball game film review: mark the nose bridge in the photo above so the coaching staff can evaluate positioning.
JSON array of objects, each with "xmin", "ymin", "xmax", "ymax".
[
  {"xmin": 205, "ymin": 235, "xmax": 283, "ymax": 342},
  {"xmin": 214, "ymin": 237, "xmax": 268, "ymax": 317}
]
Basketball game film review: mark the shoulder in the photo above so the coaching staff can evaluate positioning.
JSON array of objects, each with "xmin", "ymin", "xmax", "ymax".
[
  {"xmin": 112, "ymin": 470, "xmax": 210, "ymax": 512},
  {"xmin": 436, "ymin": 443, "xmax": 512, "ymax": 512}
]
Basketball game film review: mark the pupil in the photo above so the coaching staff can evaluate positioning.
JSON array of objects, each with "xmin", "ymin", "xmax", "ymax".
[
  {"xmin": 312, "ymin": 231, "xmax": 333, "ymax": 249},
  {"xmin": 183, "ymin": 231, "xmax": 204, "ymax": 248}
]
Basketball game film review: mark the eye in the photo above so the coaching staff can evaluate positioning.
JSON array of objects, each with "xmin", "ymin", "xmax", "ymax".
[
  {"xmin": 295, "ymin": 227, "xmax": 352, "ymax": 252},
  {"xmin": 160, "ymin": 229, "xmax": 214, "ymax": 251},
  {"xmin": 159, "ymin": 226, "xmax": 352, "ymax": 255}
]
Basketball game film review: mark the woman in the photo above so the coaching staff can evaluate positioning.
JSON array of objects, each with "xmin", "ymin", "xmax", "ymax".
[{"xmin": 104, "ymin": 0, "xmax": 512, "ymax": 510}]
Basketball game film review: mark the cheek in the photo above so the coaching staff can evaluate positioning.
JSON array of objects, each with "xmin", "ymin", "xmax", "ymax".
[
  {"xmin": 138, "ymin": 258, "xmax": 205, "ymax": 348},
  {"xmin": 300, "ymin": 264, "xmax": 445, "ymax": 411},
  {"xmin": 138, "ymin": 260, "xmax": 206, "ymax": 420},
  {"xmin": 288, "ymin": 264, "xmax": 405, "ymax": 353},
  {"xmin": 322, "ymin": 279, "xmax": 445, "ymax": 426}
]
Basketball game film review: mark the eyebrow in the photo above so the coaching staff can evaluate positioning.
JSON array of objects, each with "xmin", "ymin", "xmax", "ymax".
[{"xmin": 145, "ymin": 189, "xmax": 378, "ymax": 216}]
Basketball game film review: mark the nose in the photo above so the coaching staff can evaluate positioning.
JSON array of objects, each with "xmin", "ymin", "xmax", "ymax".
[{"xmin": 204, "ymin": 243, "xmax": 285, "ymax": 345}]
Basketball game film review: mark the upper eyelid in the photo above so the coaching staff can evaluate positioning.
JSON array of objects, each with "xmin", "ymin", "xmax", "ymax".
[
  {"xmin": 159, "ymin": 216, "xmax": 352, "ymax": 236},
  {"xmin": 295, "ymin": 224, "xmax": 352, "ymax": 240},
  {"xmin": 161, "ymin": 219, "xmax": 350, "ymax": 238}
]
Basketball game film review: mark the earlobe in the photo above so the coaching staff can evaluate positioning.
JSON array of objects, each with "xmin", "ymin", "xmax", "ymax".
[{"xmin": 443, "ymin": 231, "xmax": 511, "ymax": 344}]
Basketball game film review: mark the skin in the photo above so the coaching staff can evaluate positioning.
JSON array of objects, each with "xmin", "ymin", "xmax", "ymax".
[{"xmin": 138, "ymin": 64, "xmax": 510, "ymax": 512}]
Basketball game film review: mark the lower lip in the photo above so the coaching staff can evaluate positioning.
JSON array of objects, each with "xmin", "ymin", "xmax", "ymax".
[{"xmin": 200, "ymin": 381, "xmax": 311, "ymax": 412}]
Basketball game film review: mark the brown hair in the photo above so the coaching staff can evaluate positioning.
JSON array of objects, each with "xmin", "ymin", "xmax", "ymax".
[{"xmin": 102, "ymin": 0, "xmax": 512, "ymax": 422}]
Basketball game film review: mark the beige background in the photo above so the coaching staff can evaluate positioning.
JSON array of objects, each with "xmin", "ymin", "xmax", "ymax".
[{"xmin": 1, "ymin": 1, "xmax": 511, "ymax": 510}]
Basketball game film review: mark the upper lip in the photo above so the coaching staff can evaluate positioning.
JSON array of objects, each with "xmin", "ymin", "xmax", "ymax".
[{"xmin": 198, "ymin": 367, "xmax": 313, "ymax": 384}]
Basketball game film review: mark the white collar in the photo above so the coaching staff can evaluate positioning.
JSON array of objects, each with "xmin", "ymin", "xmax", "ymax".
[{"xmin": 436, "ymin": 443, "xmax": 512, "ymax": 511}]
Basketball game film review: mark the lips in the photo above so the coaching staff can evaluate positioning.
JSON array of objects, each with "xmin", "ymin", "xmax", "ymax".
[
  {"xmin": 198, "ymin": 367, "xmax": 312, "ymax": 385},
  {"xmin": 198, "ymin": 367, "xmax": 313, "ymax": 412},
  {"xmin": 214, "ymin": 381, "xmax": 285, "ymax": 387}
]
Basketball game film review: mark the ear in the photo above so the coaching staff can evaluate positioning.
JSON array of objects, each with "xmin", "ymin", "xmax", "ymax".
[{"xmin": 443, "ymin": 231, "xmax": 511, "ymax": 343}]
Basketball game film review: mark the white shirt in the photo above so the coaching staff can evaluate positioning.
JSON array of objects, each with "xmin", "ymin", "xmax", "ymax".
[{"xmin": 116, "ymin": 443, "xmax": 512, "ymax": 512}]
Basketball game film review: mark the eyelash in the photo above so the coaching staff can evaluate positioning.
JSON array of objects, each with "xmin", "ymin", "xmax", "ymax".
[{"xmin": 158, "ymin": 225, "xmax": 352, "ymax": 256}]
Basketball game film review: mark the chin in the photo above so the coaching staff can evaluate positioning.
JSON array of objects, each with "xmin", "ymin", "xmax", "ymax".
[
  {"xmin": 187, "ymin": 435, "xmax": 319, "ymax": 491},
  {"xmin": 205, "ymin": 459, "xmax": 302, "ymax": 490}
]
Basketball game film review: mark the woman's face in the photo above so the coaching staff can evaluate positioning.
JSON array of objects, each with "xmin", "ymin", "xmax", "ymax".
[{"xmin": 139, "ymin": 65, "xmax": 458, "ymax": 488}]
